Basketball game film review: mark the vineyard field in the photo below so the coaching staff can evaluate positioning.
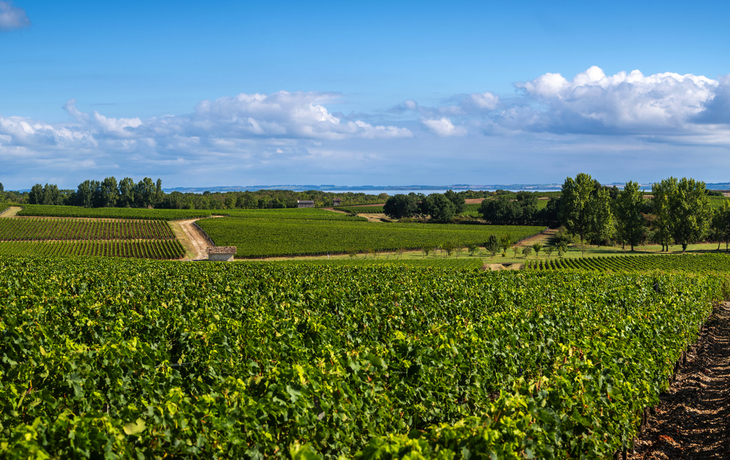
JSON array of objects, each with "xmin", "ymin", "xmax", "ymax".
[
  {"xmin": 17, "ymin": 205, "xmax": 214, "ymax": 220},
  {"xmin": 246, "ymin": 256, "xmax": 485, "ymax": 269},
  {"xmin": 226, "ymin": 208, "xmax": 367, "ymax": 221},
  {"xmin": 0, "ymin": 240, "xmax": 185, "ymax": 259},
  {"xmin": 526, "ymin": 253, "xmax": 730, "ymax": 273},
  {"xmin": 1, "ymin": 257, "xmax": 724, "ymax": 458},
  {"xmin": 0, "ymin": 218, "xmax": 175, "ymax": 241},
  {"xmin": 334, "ymin": 205, "xmax": 385, "ymax": 214},
  {"xmin": 196, "ymin": 217, "xmax": 545, "ymax": 257}
]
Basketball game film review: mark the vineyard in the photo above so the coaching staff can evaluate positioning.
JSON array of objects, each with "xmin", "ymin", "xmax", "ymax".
[
  {"xmin": 0, "ymin": 240, "xmax": 185, "ymax": 259},
  {"xmin": 0, "ymin": 218, "xmax": 175, "ymax": 241},
  {"xmin": 526, "ymin": 253, "xmax": 730, "ymax": 273},
  {"xmin": 17, "ymin": 204, "xmax": 214, "ymax": 220},
  {"xmin": 247, "ymin": 256, "xmax": 485, "ymax": 269},
  {"xmin": 334, "ymin": 205, "xmax": 385, "ymax": 214},
  {"xmin": 1, "ymin": 256, "xmax": 726, "ymax": 458},
  {"xmin": 196, "ymin": 217, "xmax": 545, "ymax": 257}
]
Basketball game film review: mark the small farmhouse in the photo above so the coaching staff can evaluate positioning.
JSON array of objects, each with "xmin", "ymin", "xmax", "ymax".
[
  {"xmin": 333, "ymin": 198, "xmax": 342, "ymax": 206},
  {"xmin": 207, "ymin": 246, "xmax": 237, "ymax": 262},
  {"xmin": 297, "ymin": 200, "xmax": 315, "ymax": 208}
]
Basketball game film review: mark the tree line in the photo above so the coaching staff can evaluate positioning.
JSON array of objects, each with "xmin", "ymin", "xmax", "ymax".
[
  {"xmin": 4, "ymin": 178, "xmax": 385, "ymax": 210},
  {"xmin": 549, "ymin": 173, "xmax": 724, "ymax": 251}
]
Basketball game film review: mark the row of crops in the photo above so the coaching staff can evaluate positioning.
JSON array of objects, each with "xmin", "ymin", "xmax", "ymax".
[
  {"xmin": 334, "ymin": 205, "xmax": 385, "ymax": 214},
  {"xmin": 196, "ymin": 217, "xmax": 545, "ymax": 258},
  {"xmin": 526, "ymin": 253, "xmax": 730, "ymax": 273},
  {"xmin": 0, "ymin": 240, "xmax": 185, "ymax": 259},
  {"xmin": 16, "ymin": 205, "xmax": 368, "ymax": 221},
  {"xmin": 0, "ymin": 218, "xmax": 175, "ymax": 241},
  {"xmin": 17, "ymin": 204, "xmax": 214, "ymax": 220},
  {"xmin": 248, "ymin": 256, "xmax": 485, "ymax": 269},
  {"xmin": 1, "ymin": 256, "xmax": 725, "ymax": 458}
]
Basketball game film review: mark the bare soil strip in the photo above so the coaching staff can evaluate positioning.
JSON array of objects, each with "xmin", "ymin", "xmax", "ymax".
[
  {"xmin": 176, "ymin": 219, "xmax": 213, "ymax": 260},
  {"xmin": 629, "ymin": 301, "xmax": 730, "ymax": 459}
]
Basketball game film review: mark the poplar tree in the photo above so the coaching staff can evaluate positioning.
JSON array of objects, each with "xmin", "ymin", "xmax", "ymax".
[{"xmin": 614, "ymin": 181, "xmax": 646, "ymax": 251}]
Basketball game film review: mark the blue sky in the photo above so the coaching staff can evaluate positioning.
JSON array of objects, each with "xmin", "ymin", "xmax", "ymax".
[{"xmin": 2, "ymin": 0, "xmax": 730, "ymax": 189}]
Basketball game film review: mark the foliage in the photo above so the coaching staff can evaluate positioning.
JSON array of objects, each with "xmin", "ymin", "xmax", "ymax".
[
  {"xmin": 0, "ymin": 218, "xmax": 175, "ymax": 241},
  {"xmin": 668, "ymin": 178, "xmax": 712, "ymax": 251},
  {"xmin": 614, "ymin": 181, "xmax": 647, "ymax": 251},
  {"xmin": 426, "ymin": 194, "xmax": 456, "ymax": 223},
  {"xmin": 527, "ymin": 252, "xmax": 730, "ymax": 273},
  {"xmin": 710, "ymin": 201, "xmax": 730, "ymax": 251},
  {"xmin": 0, "ymin": 240, "xmax": 184, "ymax": 258},
  {"xmin": 559, "ymin": 173, "xmax": 615, "ymax": 244},
  {"xmin": 0, "ymin": 257, "xmax": 723, "ymax": 458},
  {"xmin": 198, "ymin": 215, "xmax": 545, "ymax": 258},
  {"xmin": 383, "ymin": 195, "xmax": 420, "ymax": 219}
]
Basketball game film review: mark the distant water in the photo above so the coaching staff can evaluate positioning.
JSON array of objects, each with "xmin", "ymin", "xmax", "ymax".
[{"xmin": 326, "ymin": 189, "xmax": 560, "ymax": 195}]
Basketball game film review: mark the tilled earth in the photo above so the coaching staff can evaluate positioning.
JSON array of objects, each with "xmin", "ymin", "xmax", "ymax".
[{"xmin": 628, "ymin": 302, "xmax": 730, "ymax": 459}]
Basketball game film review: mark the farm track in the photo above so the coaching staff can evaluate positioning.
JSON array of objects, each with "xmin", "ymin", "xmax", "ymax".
[
  {"xmin": 629, "ymin": 302, "xmax": 730, "ymax": 459},
  {"xmin": 177, "ymin": 219, "xmax": 213, "ymax": 260},
  {"xmin": 0, "ymin": 206, "xmax": 22, "ymax": 217}
]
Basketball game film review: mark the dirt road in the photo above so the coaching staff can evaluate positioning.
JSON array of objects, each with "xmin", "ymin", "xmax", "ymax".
[
  {"xmin": 176, "ymin": 219, "xmax": 213, "ymax": 260},
  {"xmin": 629, "ymin": 302, "xmax": 730, "ymax": 459}
]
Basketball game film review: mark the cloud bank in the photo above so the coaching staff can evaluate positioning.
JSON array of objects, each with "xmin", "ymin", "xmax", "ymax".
[
  {"xmin": 0, "ymin": 1, "xmax": 29, "ymax": 31},
  {"xmin": 2, "ymin": 67, "xmax": 730, "ymax": 187}
]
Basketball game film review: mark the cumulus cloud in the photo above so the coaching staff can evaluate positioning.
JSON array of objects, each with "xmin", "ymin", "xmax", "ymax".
[
  {"xmin": 0, "ymin": 1, "xmax": 30, "ymax": 31},
  {"xmin": 512, "ymin": 66, "xmax": 720, "ymax": 135},
  {"xmin": 190, "ymin": 91, "xmax": 412, "ymax": 140},
  {"xmin": 422, "ymin": 117, "xmax": 467, "ymax": 137}
]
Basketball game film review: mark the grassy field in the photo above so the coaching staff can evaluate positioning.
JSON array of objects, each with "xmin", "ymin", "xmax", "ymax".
[{"xmin": 197, "ymin": 216, "xmax": 545, "ymax": 258}]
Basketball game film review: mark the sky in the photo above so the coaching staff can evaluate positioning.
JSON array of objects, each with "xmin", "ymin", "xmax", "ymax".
[{"xmin": 1, "ymin": 0, "xmax": 730, "ymax": 190}]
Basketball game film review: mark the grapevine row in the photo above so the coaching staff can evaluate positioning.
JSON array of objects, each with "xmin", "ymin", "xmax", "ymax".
[
  {"xmin": 525, "ymin": 253, "xmax": 730, "ymax": 273},
  {"xmin": 0, "ymin": 218, "xmax": 175, "ymax": 241},
  {"xmin": 1, "ymin": 258, "xmax": 723, "ymax": 458},
  {"xmin": 0, "ymin": 240, "xmax": 185, "ymax": 259}
]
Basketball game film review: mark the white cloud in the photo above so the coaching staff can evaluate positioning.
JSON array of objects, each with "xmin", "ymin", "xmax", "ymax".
[
  {"xmin": 422, "ymin": 117, "xmax": 467, "ymax": 137},
  {"xmin": 0, "ymin": 1, "xmax": 29, "ymax": 31},
  {"xmin": 513, "ymin": 66, "xmax": 719, "ymax": 134},
  {"xmin": 190, "ymin": 91, "xmax": 412, "ymax": 140},
  {"xmin": 465, "ymin": 92, "xmax": 500, "ymax": 110}
]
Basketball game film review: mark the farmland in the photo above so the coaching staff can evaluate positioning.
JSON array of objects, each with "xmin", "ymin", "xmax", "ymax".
[
  {"xmin": 196, "ymin": 216, "xmax": 545, "ymax": 257},
  {"xmin": 0, "ymin": 218, "xmax": 175, "ymax": 241},
  {"xmin": 17, "ymin": 204, "xmax": 214, "ymax": 220},
  {"xmin": 0, "ymin": 240, "xmax": 185, "ymax": 259},
  {"xmin": 0, "ymin": 256, "xmax": 724, "ymax": 458},
  {"xmin": 526, "ymin": 253, "xmax": 730, "ymax": 273}
]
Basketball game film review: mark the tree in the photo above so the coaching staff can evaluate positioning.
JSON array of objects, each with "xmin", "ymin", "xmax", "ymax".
[
  {"xmin": 135, "ymin": 177, "xmax": 156, "ymax": 208},
  {"xmin": 668, "ymin": 177, "xmax": 711, "ymax": 251},
  {"xmin": 28, "ymin": 184, "xmax": 44, "ymax": 204},
  {"xmin": 559, "ymin": 173, "xmax": 595, "ymax": 243},
  {"xmin": 99, "ymin": 177, "xmax": 119, "ymax": 207},
  {"xmin": 651, "ymin": 178, "xmax": 675, "ymax": 251},
  {"xmin": 614, "ymin": 181, "xmax": 646, "ymax": 251},
  {"xmin": 444, "ymin": 189, "xmax": 466, "ymax": 215},
  {"xmin": 119, "ymin": 177, "xmax": 136, "ymax": 208},
  {"xmin": 485, "ymin": 234, "xmax": 500, "ymax": 254},
  {"xmin": 586, "ymin": 186, "xmax": 614, "ymax": 245},
  {"xmin": 499, "ymin": 235, "xmax": 511, "ymax": 255},
  {"xmin": 479, "ymin": 195, "xmax": 521, "ymax": 223},
  {"xmin": 76, "ymin": 181, "xmax": 95, "ymax": 208},
  {"xmin": 0, "ymin": 182, "xmax": 4, "ymax": 192},
  {"xmin": 532, "ymin": 242, "xmax": 542, "ymax": 257},
  {"xmin": 42, "ymin": 184, "xmax": 61, "ymax": 205},
  {"xmin": 428, "ymin": 194, "xmax": 455, "ymax": 223},
  {"xmin": 515, "ymin": 192, "xmax": 538, "ymax": 221},
  {"xmin": 155, "ymin": 178, "xmax": 164, "ymax": 205},
  {"xmin": 711, "ymin": 202, "xmax": 730, "ymax": 252},
  {"xmin": 383, "ymin": 194, "xmax": 419, "ymax": 219}
]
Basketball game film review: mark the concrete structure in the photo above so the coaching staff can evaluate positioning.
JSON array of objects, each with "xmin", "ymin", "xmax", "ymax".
[
  {"xmin": 297, "ymin": 200, "xmax": 315, "ymax": 208},
  {"xmin": 333, "ymin": 198, "xmax": 342, "ymax": 206},
  {"xmin": 207, "ymin": 246, "xmax": 237, "ymax": 261}
]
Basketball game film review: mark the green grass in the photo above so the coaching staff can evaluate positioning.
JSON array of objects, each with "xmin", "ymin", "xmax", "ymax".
[{"xmin": 197, "ymin": 216, "xmax": 545, "ymax": 258}]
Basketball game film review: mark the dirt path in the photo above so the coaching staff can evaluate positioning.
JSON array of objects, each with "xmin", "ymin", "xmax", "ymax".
[
  {"xmin": 629, "ymin": 302, "xmax": 730, "ymax": 459},
  {"xmin": 0, "ymin": 206, "xmax": 22, "ymax": 217},
  {"xmin": 175, "ymin": 220, "xmax": 213, "ymax": 260}
]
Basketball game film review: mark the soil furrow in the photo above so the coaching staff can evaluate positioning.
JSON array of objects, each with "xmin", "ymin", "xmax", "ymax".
[{"xmin": 629, "ymin": 302, "xmax": 730, "ymax": 459}]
